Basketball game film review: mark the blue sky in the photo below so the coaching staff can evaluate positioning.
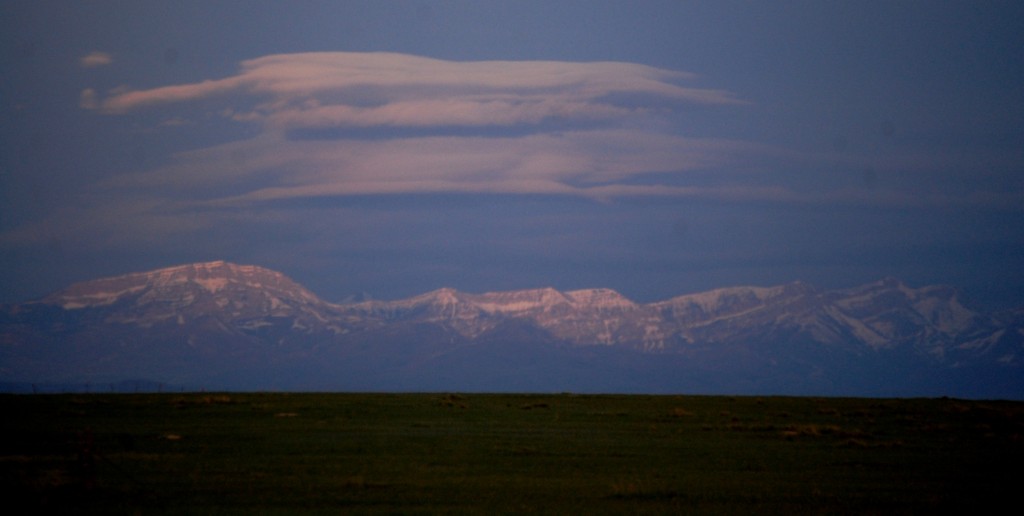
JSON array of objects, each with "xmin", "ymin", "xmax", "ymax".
[{"xmin": 2, "ymin": 1, "xmax": 1023, "ymax": 310}]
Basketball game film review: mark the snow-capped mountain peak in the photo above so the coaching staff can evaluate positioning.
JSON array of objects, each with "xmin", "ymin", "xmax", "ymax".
[
  {"xmin": 473, "ymin": 288, "xmax": 571, "ymax": 314},
  {"xmin": 37, "ymin": 261, "xmax": 338, "ymax": 333},
  {"xmin": 564, "ymin": 288, "xmax": 638, "ymax": 309},
  {"xmin": 4, "ymin": 261, "xmax": 1021, "ymax": 396},
  {"xmin": 44, "ymin": 261, "xmax": 322, "ymax": 309}
]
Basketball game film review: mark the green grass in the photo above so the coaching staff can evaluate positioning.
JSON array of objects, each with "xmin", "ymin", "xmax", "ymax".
[{"xmin": 3, "ymin": 393, "xmax": 1022, "ymax": 514}]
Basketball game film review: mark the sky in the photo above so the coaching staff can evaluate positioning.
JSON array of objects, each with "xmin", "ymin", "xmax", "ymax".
[{"xmin": 2, "ymin": 1, "xmax": 1023, "ymax": 311}]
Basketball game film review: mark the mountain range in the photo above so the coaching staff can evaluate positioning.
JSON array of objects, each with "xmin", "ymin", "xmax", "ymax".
[{"xmin": 2, "ymin": 261, "xmax": 1022, "ymax": 397}]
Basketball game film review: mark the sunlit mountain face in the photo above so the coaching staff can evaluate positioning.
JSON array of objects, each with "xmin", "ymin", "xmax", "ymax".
[{"xmin": 2, "ymin": 262, "xmax": 1021, "ymax": 397}]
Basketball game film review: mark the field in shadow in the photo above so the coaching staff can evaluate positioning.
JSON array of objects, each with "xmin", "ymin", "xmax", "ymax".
[{"xmin": 2, "ymin": 393, "xmax": 1022, "ymax": 513}]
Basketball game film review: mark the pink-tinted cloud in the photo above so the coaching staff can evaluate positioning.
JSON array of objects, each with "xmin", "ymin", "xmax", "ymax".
[
  {"xmin": 83, "ymin": 52, "xmax": 767, "ymax": 202},
  {"xmin": 100, "ymin": 77, "xmax": 246, "ymax": 113},
  {"xmin": 87, "ymin": 51, "xmax": 1011, "ymax": 210},
  {"xmin": 100, "ymin": 126, "xmax": 824, "ymax": 208},
  {"xmin": 80, "ymin": 51, "xmax": 113, "ymax": 68},
  {"xmin": 93, "ymin": 52, "xmax": 744, "ymax": 126}
]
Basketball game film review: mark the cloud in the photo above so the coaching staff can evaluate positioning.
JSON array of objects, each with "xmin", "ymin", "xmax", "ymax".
[
  {"xmin": 88, "ymin": 51, "xmax": 1021, "ymax": 210},
  {"xmin": 80, "ymin": 51, "xmax": 113, "ymax": 68},
  {"xmin": 84, "ymin": 52, "xmax": 766, "ymax": 202},
  {"xmin": 92, "ymin": 51, "xmax": 744, "ymax": 122},
  {"xmin": 105, "ymin": 128, "xmax": 783, "ymax": 203}
]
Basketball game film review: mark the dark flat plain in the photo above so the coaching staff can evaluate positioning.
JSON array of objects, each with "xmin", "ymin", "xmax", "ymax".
[{"xmin": 2, "ymin": 392, "xmax": 1022, "ymax": 514}]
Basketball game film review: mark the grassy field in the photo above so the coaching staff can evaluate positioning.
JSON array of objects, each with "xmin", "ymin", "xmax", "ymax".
[{"xmin": 2, "ymin": 392, "xmax": 1022, "ymax": 514}]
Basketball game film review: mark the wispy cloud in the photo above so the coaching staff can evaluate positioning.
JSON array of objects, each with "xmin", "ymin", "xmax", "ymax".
[{"xmin": 80, "ymin": 51, "xmax": 113, "ymax": 68}]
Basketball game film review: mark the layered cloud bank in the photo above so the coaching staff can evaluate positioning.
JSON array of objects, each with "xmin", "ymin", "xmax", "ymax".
[
  {"xmin": 78, "ymin": 51, "xmax": 1019, "ymax": 209},
  {"xmin": 30, "ymin": 49, "xmax": 1013, "ymax": 262},
  {"xmin": 92, "ymin": 52, "xmax": 742, "ymax": 119},
  {"xmin": 86, "ymin": 52, "xmax": 765, "ymax": 201}
]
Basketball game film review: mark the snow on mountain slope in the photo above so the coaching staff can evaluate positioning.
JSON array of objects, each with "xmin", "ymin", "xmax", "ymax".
[
  {"xmin": 38, "ymin": 261, "xmax": 344, "ymax": 334},
  {"xmin": 7, "ymin": 261, "xmax": 1021, "ymax": 368},
  {"xmin": 345, "ymin": 286, "xmax": 663, "ymax": 346},
  {"xmin": 46, "ymin": 261, "xmax": 320, "ymax": 308},
  {"xmin": 474, "ymin": 288, "xmax": 572, "ymax": 314},
  {"xmin": 652, "ymin": 282, "xmax": 814, "ymax": 325},
  {"xmin": 22, "ymin": 261, "xmax": 1007, "ymax": 357},
  {"xmin": 3, "ymin": 261, "xmax": 1022, "ymax": 395},
  {"xmin": 828, "ymin": 278, "xmax": 985, "ymax": 356}
]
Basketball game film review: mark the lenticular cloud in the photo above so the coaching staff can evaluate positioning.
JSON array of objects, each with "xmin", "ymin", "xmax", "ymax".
[
  {"xmin": 93, "ymin": 52, "xmax": 763, "ymax": 201},
  {"xmin": 96, "ymin": 52, "xmax": 743, "ymax": 130}
]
